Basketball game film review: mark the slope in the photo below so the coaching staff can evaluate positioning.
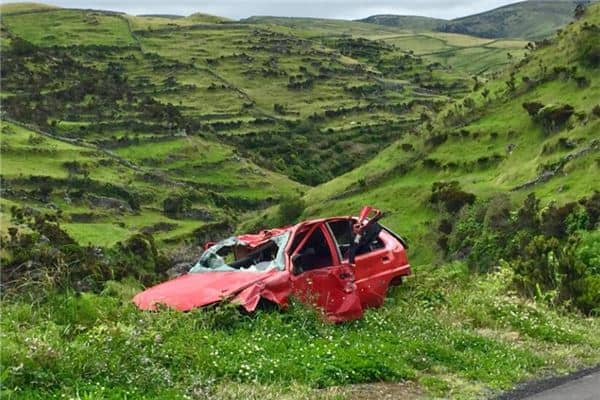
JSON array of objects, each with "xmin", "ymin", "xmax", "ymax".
[
  {"xmin": 360, "ymin": 14, "xmax": 445, "ymax": 31},
  {"xmin": 0, "ymin": 4, "xmax": 467, "ymax": 187},
  {"xmin": 299, "ymin": 2, "xmax": 600, "ymax": 265},
  {"xmin": 0, "ymin": 118, "xmax": 303, "ymax": 246}
]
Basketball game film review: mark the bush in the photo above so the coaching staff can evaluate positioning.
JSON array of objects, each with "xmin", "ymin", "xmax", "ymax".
[
  {"xmin": 541, "ymin": 202, "xmax": 577, "ymax": 238},
  {"xmin": 522, "ymin": 101, "xmax": 544, "ymax": 117},
  {"xmin": 278, "ymin": 196, "xmax": 306, "ymax": 225},
  {"xmin": 1, "ymin": 211, "xmax": 167, "ymax": 296},
  {"xmin": 536, "ymin": 104, "xmax": 575, "ymax": 132},
  {"xmin": 430, "ymin": 181, "xmax": 476, "ymax": 214},
  {"xmin": 523, "ymin": 102, "xmax": 575, "ymax": 133},
  {"xmin": 484, "ymin": 193, "xmax": 513, "ymax": 233},
  {"xmin": 163, "ymin": 194, "xmax": 192, "ymax": 217},
  {"xmin": 512, "ymin": 233, "xmax": 600, "ymax": 314},
  {"xmin": 443, "ymin": 192, "xmax": 599, "ymax": 313}
]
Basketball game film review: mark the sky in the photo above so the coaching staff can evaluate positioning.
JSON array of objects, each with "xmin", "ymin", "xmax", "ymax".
[{"xmin": 2, "ymin": 0, "xmax": 523, "ymax": 20}]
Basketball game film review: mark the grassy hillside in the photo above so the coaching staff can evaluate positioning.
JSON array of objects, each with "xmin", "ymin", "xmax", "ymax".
[
  {"xmin": 243, "ymin": 16, "xmax": 527, "ymax": 75},
  {"xmin": 361, "ymin": 0, "xmax": 586, "ymax": 39},
  {"xmin": 1, "ymin": 3, "xmax": 474, "ymax": 188},
  {"xmin": 291, "ymin": 3, "xmax": 600, "ymax": 266},
  {"xmin": 360, "ymin": 15, "xmax": 444, "ymax": 31},
  {"xmin": 0, "ymin": 119, "xmax": 303, "ymax": 246},
  {"xmin": 0, "ymin": 1, "xmax": 528, "ymax": 247},
  {"xmin": 1, "ymin": 2, "xmax": 599, "ymax": 400}
]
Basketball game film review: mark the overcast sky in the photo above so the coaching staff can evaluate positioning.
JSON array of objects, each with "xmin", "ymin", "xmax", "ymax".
[{"xmin": 2, "ymin": 0, "xmax": 524, "ymax": 20}]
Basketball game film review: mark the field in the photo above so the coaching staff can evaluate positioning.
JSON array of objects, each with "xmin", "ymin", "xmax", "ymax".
[{"xmin": 3, "ymin": 262, "xmax": 600, "ymax": 399}]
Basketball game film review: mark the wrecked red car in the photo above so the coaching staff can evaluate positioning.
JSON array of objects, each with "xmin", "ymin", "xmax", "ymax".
[{"xmin": 134, "ymin": 206, "xmax": 411, "ymax": 322}]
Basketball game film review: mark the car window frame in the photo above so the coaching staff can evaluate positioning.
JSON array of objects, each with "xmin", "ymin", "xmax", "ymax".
[
  {"xmin": 354, "ymin": 230, "xmax": 389, "ymax": 262},
  {"xmin": 290, "ymin": 222, "xmax": 340, "ymax": 273},
  {"xmin": 325, "ymin": 217, "xmax": 352, "ymax": 263}
]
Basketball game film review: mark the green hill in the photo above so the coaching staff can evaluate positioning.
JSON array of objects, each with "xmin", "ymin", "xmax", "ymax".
[
  {"xmin": 0, "ymin": 3, "xmax": 532, "ymax": 245},
  {"xmin": 361, "ymin": 0, "xmax": 589, "ymax": 39},
  {"xmin": 1, "ymin": 2, "xmax": 600, "ymax": 399},
  {"xmin": 360, "ymin": 14, "xmax": 446, "ymax": 31},
  {"xmin": 297, "ymin": 2, "xmax": 600, "ymax": 264}
]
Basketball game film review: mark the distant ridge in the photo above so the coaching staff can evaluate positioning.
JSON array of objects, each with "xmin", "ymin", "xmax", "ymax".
[
  {"xmin": 360, "ymin": 0, "xmax": 593, "ymax": 39},
  {"xmin": 136, "ymin": 14, "xmax": 185, "ymax": 19},
  {"xmin": 360, "ymin": 14, "xmax": 446, "ymax": 31}
]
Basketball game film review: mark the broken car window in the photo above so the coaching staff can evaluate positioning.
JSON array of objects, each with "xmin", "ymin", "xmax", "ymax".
[
  {"xmin": 189, "ymin": 232, "xmax": 290, "ymax": 273},
  {"xmin": 355, "ymin": 222, "xmax": 385, "ymax": 256}
]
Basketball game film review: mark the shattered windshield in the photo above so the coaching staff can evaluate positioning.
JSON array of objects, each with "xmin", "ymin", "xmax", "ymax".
[{"xmin": 189, "ymin": 232, "xmax": 290, "ymax": 273}]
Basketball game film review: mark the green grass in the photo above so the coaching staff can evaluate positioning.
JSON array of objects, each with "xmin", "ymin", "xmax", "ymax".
[
  {"xmin": 0, "ymin": 121, "xmax": 303, "ymax": 246},
  {"xmin": 0, "ymin": 2, "xmax": 58, "ymax": 14},
  {"xmin": 290, "ymin": 4, "xmax": 600, "ymax": 264},
  {"xmin": 2, "ymin": 263, "xmax": 599, "ymax": 399},
  {"xmin": 62, "ymin": 222, "xmax": 132, "ymax": 247},
  {"xmin": 2, "ymin": 9, "xmax": 136, "ymax": 47}
]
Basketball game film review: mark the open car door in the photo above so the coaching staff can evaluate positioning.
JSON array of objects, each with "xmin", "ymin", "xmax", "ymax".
[{"xmin": 289, "ymin": 223, "xmax": 363, "ymax": 322}]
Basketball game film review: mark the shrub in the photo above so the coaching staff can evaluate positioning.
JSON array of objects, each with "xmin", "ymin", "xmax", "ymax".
[
  {"xmin": 581, "ymin": 191, "xmax": 600, "ymax": 228},
  {"xmin": 512, "ymin": 233, "xmax": 600, "ymax": 314},
  {"xmin": 483, "ymin": 193, "xmax": 513, "ymax": 233},
  {"xmin": 522, "ymin": 101, "xmax": 544, "ymax": 117},
  {"xmin": 163, "ymin": 194, "xmax": 192, "ymax": 217},
  {"xmin": 278, "ymin": 196, "xmax": 306, "ymax": 225},
  {"xmin": 1, "ymin": 211, "xmax": 167, "ymax": 296},
  {"xmin": 541, "ymin": 202, "xmax": 577, "ymax": 238},
  {"xmin": 430, "ymin": 181, "xmax": 476, "ymax": 214},
  {"xmin": 516, "ymin": 193, "xmax": 541, "ymax": 231},
  {"xmin": 425, "ymin": 134, "xmax": 448, "ymax": 148},
  {"xmin": 577, "ymin": 28, "xmax": 600, "ymax": 68},
  {"xmin": 536, "ymin": 104, "xmax": 575, "ymax": 132},
  {"xmin": 512, "ymin": 235, "xmax": 564, "ymax": 299}
]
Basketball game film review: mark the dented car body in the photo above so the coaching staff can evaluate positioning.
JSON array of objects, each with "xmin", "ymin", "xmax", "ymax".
[{"xmin": 134, "ymin": 206, "xmax": 411, "ymax": 322}]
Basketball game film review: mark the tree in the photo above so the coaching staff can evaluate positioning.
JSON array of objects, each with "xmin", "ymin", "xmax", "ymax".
[{"xmin": 481, "ymin": 88, "xmax": 490, "ymax": 101}]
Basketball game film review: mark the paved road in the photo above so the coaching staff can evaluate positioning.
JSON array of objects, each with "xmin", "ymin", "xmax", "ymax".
[{"xmin": 523, "ymin": 371, "xmax": 600, "ymax": 400}]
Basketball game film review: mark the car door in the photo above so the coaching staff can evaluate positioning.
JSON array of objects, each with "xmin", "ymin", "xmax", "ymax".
[
  {"xmin": 353, "ymin": 229, "xmax": 395, "ymax": 308},
  {"xmin": 289, "ymin": 223, "xmax": 363, "ymax": 322},
  {"xmin": 327, "ymin": 218, "xmax": 393, "ymax": 308}
]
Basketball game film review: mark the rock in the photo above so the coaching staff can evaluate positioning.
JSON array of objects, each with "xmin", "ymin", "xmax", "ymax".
[{"xmin": 87, "ymin": 195, "xmax": 132, "ymax": 212}]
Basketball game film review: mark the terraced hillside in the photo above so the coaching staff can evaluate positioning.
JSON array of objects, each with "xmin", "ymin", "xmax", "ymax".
[
  {"xmin": 0, "ymin": 2, "xmax": 528, "ymax": 245},
  {"xmin": 0, "ymin": 119, "xmax": 303, "ymax": 246},
  {"xmin": 291, "ymin": 3, "xmax": 600, "ymax": 265},
  {"xmin": 1, "ymin": 3, "xmax": 599, "ymax": 400},
  {"xmin": 245, "ymin": 16, "xmax": 527, "ymax": 75}
]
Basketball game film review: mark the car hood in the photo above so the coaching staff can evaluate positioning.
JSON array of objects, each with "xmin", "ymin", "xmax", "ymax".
[{"xmin": 133, "ymin": 270, "xmax": 281, "ymax": 311}]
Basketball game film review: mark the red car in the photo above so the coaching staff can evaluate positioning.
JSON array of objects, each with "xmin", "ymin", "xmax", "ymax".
[{"xmin": 134, "ymin": 206, "xmax": 411, "ymax": 322}]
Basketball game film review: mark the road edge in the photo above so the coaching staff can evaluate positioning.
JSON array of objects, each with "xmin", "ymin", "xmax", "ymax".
[{"xmin": 493, "ymin": 363, "xmax": 600, "ymax": 400}]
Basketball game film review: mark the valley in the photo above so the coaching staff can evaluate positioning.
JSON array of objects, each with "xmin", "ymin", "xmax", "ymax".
[{"xmin": 1, "ymin": 1, "xmax": 599, "ymax": 399}]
